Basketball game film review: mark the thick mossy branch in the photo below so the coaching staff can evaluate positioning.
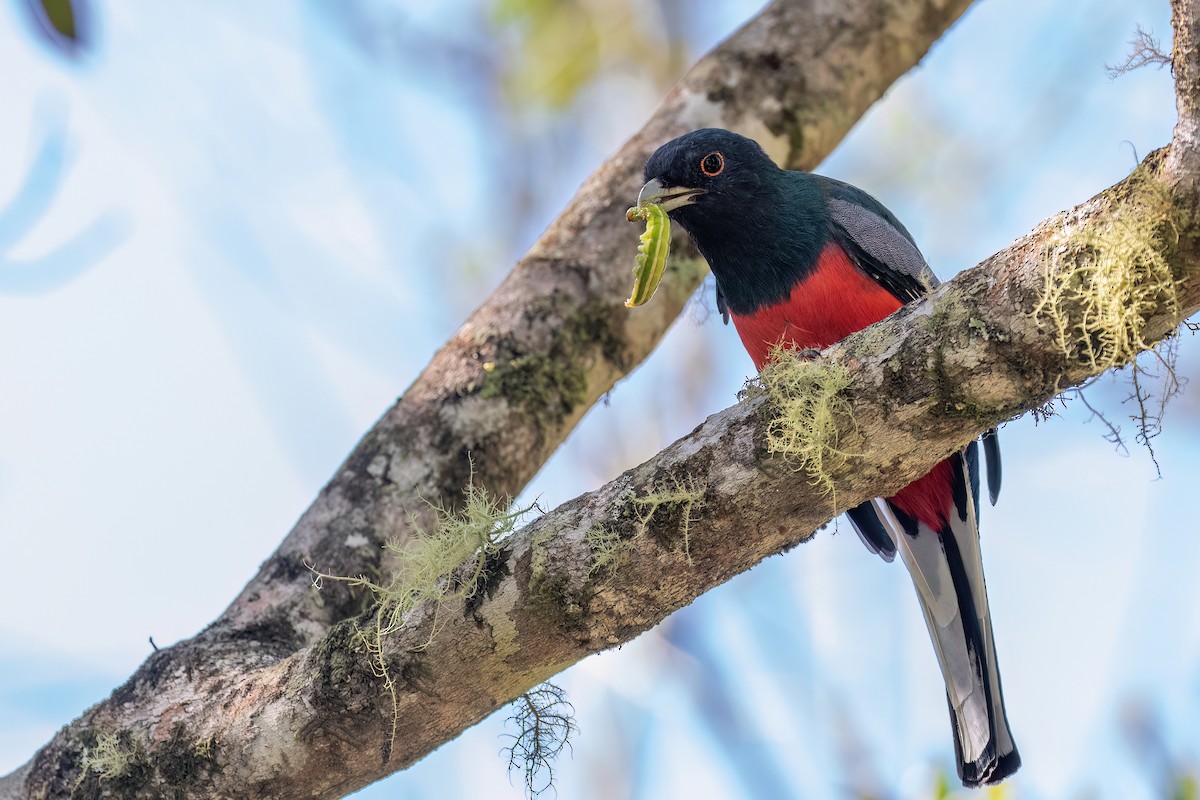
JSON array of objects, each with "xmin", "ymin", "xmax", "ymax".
[
  {"xmin": 754, "ymin": 352, "xmax": 856, "ymax": 495},
  {"xmin": 502, "ymin": 683, "xmax": 577, "ymax": 800},
  {"xmin": 584, "ymin": 477, "xmax": 707, "ymax": 574},
  {"xmin": 313, "ymin": 477, "xmax": 530, "ymax": 754},
  {"xmin": 315, "ymin": 480, "xmax": 526, "ymax": 644},
  {"xmin": 1032, "ymin": 169, "xmax": 1182, "ymax": 372},
  {"xmin": 479, "ymin": 300, "xmax": 626, "ymax": 424}
]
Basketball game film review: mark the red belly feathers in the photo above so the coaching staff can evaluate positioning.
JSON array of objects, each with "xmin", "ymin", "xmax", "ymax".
[
  {"xmin": 730, "ymin": 242, "xmax": 953, "ymax": 530},
  {"xmin": 730, "ymin": 242, "xmax": 903, "ymax": 364}
]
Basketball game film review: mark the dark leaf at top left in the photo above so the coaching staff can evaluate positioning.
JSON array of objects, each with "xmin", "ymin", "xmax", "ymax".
[{"xmin": 22, "ymin": 0, "xmax": 91, "ymax": 58}]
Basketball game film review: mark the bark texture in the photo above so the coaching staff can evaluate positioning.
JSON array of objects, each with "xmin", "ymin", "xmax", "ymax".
[
  {"xmin": 0, "ymin": 0, "xmax": 980, "ymax": 798},
  {"xmin": 214, "ymin": 0, "xmax": 978, "ymax": 656},
  {"xmin": 1170, "ymin": 0, "xmax": 1200, "ymax": 183},
  {"xmin": 12, "ymin": 146, "xmax": 1198, "ymax": 800}
]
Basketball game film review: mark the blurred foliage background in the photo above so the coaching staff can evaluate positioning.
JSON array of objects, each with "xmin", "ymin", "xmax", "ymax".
[{"xmin": 2, "ymin": 0, "xmax": 1199, "ymax": 798}]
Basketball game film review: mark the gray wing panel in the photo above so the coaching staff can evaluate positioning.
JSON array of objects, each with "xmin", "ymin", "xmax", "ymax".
[{"xmin": 827, "ymin": 197, "xmax": 938, "ymax": 292}]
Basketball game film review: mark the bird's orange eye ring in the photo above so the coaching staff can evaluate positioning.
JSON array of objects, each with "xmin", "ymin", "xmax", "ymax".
[{"xmin": 700, "ymin": 151, "xmax": 724, "ymax": 177}]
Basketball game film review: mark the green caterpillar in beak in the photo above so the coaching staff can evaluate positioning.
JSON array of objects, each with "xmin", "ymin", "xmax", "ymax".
[{"xmin": 624, "ymin": 202, "xmax": 670, "ymax": 308}]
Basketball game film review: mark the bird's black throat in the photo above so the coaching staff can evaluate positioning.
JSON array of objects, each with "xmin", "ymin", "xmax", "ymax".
[{"xmin": 670, "ymin": 173, "xmax": 830, "ymax": 316}]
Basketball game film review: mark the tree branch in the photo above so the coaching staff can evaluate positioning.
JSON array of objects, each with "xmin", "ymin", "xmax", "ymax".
[
  {"xmin": 209, "ymin": 0, "xmax": 979, "ymax": 658},
  {"xmin": 1105, "ymin": 25, "xmax": 1172, "ymax": 79},
  {"xmin": 2, "ymin": 0, "xmax": 980, "ymax": 797},
  {"xmin": 16, "ymin": 141, "xmax": 1199, "ymax": 800},
  {"xmin": 1169, "ymin": 0, "xmax": 1200, "ymax": 182}
]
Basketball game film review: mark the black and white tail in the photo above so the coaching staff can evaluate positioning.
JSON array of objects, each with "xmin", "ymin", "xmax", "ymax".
[{"xmin": 868, "ymin": 450, "xmax": 1019, "ymax": 786}]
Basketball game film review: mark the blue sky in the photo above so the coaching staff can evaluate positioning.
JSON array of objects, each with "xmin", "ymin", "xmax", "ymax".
[{"xmin": 1, "ymin": 1, "xmax": 1195, "ymax": 798}]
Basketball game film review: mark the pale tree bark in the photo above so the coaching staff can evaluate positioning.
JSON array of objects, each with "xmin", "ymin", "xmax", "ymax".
[
  {"xmin": 1170, "ymin": 0, "xmax": 1200, "ymax": 184},
  {"xmin": 4, "ymin": 0, "xmax": 1198, "ymax": 797},
  {"xmin": 214, "ymin": 0, "xmax": 978, "ymax": 653}
]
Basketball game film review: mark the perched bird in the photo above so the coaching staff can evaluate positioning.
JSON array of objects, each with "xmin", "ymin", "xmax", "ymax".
[{"xmin": 634, "ymin": 129, "xmax": 1019, "ymax": 786}]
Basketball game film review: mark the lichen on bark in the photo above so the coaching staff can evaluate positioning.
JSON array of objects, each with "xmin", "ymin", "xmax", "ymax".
[{"xmin": 1032, "ymin": 166, "xmax": 1183, "ymax": 371}]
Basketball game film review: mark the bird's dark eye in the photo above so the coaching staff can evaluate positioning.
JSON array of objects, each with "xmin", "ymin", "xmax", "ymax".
[{"xmin": 700, "ymin": 151, "xmax": 724, "ymax": 177}]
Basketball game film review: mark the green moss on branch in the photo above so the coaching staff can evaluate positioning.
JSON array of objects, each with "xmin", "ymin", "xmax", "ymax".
[
  {"xmin": 755, "ymin": 352, "xmax": 856, "ymax": 496},
  {"xmin": 1032, "ymin": 168, "xmax": 1182, "ymax": 371}
]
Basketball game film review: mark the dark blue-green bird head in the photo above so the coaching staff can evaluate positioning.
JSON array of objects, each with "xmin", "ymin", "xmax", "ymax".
[
  {"xmin": 637, "ymin": 128, "xmax": 827, "ymax": 316},
  {"xmin": 638, "ymin": 128, "xmax": 784, "ymax": 241}
]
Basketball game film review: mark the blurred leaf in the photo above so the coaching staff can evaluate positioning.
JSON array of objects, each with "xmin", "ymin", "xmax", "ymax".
[
  {"xmin": 37, "ymin": 0, "xmax": 76, "ymax": 38},
  {"xmin": 23, "ymin": 0, "xmax": 89, "ymax": 57},
  {"xmin": 0, "ymin": 100, "xmax": 124, "ymax": 295},
  {"xmin": 928, "ymin": 769, "xmax": 1015, "ymax": 800},
  {"xmin": 1175, "ymin": 773, "xmax": 1198, "ymax": 800},
  {"xmin": 932, "ymin": 771, "xmax": 952, "ymax": 800},
  {"xmin": 494, "ymin": 0, "xmax": 600, "ymax": 109},
  {"xmin": 489, "ymin": 0, "xmax": 685, "ymax": 111},
  {"xmin": 985, "ymin": 782, "xmax": 1012, "ymax": 800},
  {"xmin": 493, "ymin": 0, "xmax": 557, "ymax": 23}
]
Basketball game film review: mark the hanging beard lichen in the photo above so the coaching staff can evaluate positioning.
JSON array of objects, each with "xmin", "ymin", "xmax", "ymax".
[
  {"xmin": 1031, "ymin": 167, "xmax": 1181, "ymax": 371},
  {"xmin": 1031, "ymin": 165, "xmax": 1189, "ymax": 475},
  {"xmin": 754, "ymin": 348, "xmax": 856, "ymax": 497}
]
